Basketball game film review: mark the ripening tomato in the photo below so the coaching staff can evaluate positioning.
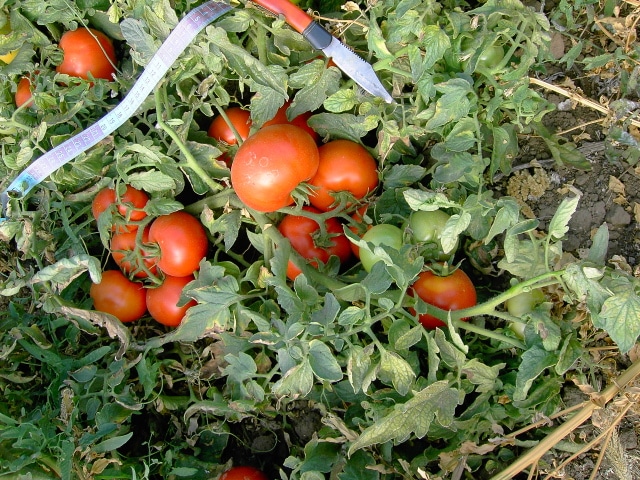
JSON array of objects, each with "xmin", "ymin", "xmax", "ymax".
[
  {"xmin": 110, "ymin": 226, "xmax": 158, "ymax": 278},
  {"xmin": 92, "ymin": 185, "xmax": 149, "ymax": 231},
  {"xmin": 231, "ymin": 124, "xmax": 319, "ymax": 212},
  {"xmin": 90, "ymin": 270, "xmax": 147, "ymax": 323},
  {"xmin": 262, "ymin": 101, "xmax": 319, "ymax": 143},
  {"xmin": 207, "ymin": 106, "xmax": 252, "ymax": 145},
  {"xmin": 219, "ymin": 466, "xmax": 268, "ymax": 480},
  {"xmin": 410, "ymin": 269, "xmax": 477, "ymax": 329},
  {"xmin": 308, "ymin": 140, "xmax": 379, "ymax": 211},
  {"xmin": 146, "ymin": 274, "xmax": 196, "ymax": 327},
  {"xmin": 359, "ymin": 224, "xmax": 403, "ymax": 272},
  {"xmin": 278, "ymin": 206, "xmax": 352, "ymax": 280},
  {"xmin": 147, "ymin": 211, "xmax": 208, "ymax": 277},
  {"xmin": 15, "ymin": 76, "xmax": 33, "ymax": 108},
  {"xmin": 56, "ymin": 28, "xmax": 117, "ymax": 80}
]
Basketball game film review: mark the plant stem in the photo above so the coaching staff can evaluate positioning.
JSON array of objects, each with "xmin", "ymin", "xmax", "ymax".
[{"xmin": 154, "ymin": 87, "xmax": 223, "ymax": 193}]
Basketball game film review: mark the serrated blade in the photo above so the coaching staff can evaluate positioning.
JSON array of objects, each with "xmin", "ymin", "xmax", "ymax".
[{"xmin": 322, "ymin": 37, "xmax": 394, "ymax": 104}]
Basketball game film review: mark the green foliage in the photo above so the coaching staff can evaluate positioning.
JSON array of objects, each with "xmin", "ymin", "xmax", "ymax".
[{"xmin": 1, "ymin": 0, "xmax": 639, "ymax": 478}]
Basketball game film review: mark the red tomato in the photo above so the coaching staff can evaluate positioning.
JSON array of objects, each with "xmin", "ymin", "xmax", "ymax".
[
  {"xmin": 90, "ymin": 270, "xmax": 147, "ymax": 323},
  {"xmin": 110, "ymin": 226, "xmax": 158, "ymax": 278},
  {"xmin": 56, "ymin": 28, "xmax": 117, "ymax": 80},
  {"xmin": 231, "ymin": 124, "xmax": 319, "ymax": 212},
  {"xmin": 262, "ymin": 101, "xmax": 319, "ymax": 143},
  {"xmin": 308, "ymin": 140, "xmax": 379, "ymax": 211},
  {"xmin": 410, "ymin": 269, "xmax": 477, "ymax": 329},
  {"xmin": 219, "ymin": 466, "xmax": 268, "ymax": 480},
  {"xmin": 147, "ymin": 211, "xmax": 208, "ymax": 277},
  {"xmin": 278, "ymin": 206, "xmax": 352, "ymax": 280},
  {"xmin": 146, "ymin": 274, "xmax": 196, "ymax": 327},
  {"xmin": 207, "ymin": 106, "xmax": 252, "ymax": 144},
  {"xmin": 92, "ymin": 185, "xmax": 149, "ymax": 232},
  {"xmin": 15, "ymin": 76, "xmax": 34, "ymax": 108}
]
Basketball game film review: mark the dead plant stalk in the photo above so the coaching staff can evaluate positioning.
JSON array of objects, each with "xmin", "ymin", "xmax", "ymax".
[{"xmin": 490, "ymin": 356, "xmax": 640, "ymax": 480}]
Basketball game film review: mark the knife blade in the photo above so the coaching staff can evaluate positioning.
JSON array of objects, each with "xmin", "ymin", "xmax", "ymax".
[{"xmin": 251, "ymin": 0, "xmax": 394, "ymax": 103}]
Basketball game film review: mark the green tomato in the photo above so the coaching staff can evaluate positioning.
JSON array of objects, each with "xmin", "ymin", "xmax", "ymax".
[
  {"xmin": 505, "ymin": 289, "xmax": 545, "ymax": 317},
  {"xmin": 461, "ymin": 38, "xmax": 505, "ymax": 72},
  {"xmin": 359, "ymin": 224, "xmax": 403, "ymax": 272},
  {"xmin": 408, "ymin": 210, "xmax": 458, "ymax": 261}
]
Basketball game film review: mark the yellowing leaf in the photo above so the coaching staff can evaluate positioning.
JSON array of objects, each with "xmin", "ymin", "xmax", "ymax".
[{"xmin": 348, "ymin": 381, "xmax": 459, "ymax": 455}]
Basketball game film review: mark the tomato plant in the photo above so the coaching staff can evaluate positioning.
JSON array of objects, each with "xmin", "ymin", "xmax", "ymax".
[
  {"xmin": 110, "ymin": 226, "xmax": 158, "ymax": 278},
  {"xmin": 14, "ymin": 76, "xmax": 33, "ymax": 108},
  {"xmin": 359, "ymin": 224, "xmax": 403, "ymax": 272},
  {"xmin": 262, "ymin": 100, "xmax": 319, "ymax": 143},
  {"xmin": 408, "ymin": 209, "xmax": 458, "ymax": 261},
  {"xmin": 219, "ymin": 466, "xmax": 268, "ymax": 480},
  {"xmin": 89, "ymin": 270, "xmax": 147, "ymax": 323},
  {"xmin": 230, "ymin": 124, "xmax": 319, "ymax": 212},
  {"xmin": 147, "ymin": 211, "xmax": 208, "ymax": 277},
  {"xmin": 56, "ymin": 28, "xmax": 117, "ymax": 80},
  {"xmin": 278, "ymin": 206, "xmax": 352, "ymax": 280},
  {"xmin": 410, "ymin": 268, "xmax": 477, "ymax": 329},
  {"xmin": 146, "ymin": 274, "xmax": 196, "ymax": 327},
  {"xmin": 308, "ymin": 139, "xmax": 378, "ymax": 211}
]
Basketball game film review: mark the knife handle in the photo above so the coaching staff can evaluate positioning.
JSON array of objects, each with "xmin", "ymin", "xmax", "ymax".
[{"xmin": 252, "ymin": 0, "xmax": 313, "ymax": 33}]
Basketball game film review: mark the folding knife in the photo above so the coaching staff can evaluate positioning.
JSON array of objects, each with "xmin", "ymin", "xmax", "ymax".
[{"xmin": 252, "ymin": 0, "xmax": 394, "ymax": 103}]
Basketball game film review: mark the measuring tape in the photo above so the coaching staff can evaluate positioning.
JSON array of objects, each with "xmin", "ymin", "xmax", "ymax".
[{"xmin": 0, "ymin": 1, "xmax": 234, "ymax": 218}]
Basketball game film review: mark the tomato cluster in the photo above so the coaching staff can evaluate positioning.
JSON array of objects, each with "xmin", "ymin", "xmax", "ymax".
[
  {"xmin": 14, "ymin": 27, "xmax": 118, "ymax": 108},
  {"xmin": 89, "ymin": 185, "xmax": 208, "ymax": 327}
]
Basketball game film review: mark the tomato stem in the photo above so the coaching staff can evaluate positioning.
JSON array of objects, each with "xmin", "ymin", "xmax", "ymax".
[{"xmin": 154, "ymin": 87, "xmax": 224, "ymax": 193}]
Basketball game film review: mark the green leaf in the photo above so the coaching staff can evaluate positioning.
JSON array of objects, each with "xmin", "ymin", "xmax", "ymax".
[
  {"xmin": 586, "ymin": 223, "xmax": 609, "ymax": 265},
  {"xmin": 596, "ymin": 287, "xmax": 640, "ymax": 354},
  {"xmin": 514, "ymin": 345, "xmax": 557, "ymax": 401},
  {"xmin": 548, "ymin": 194, "xmax": 580, "ymax": 241},
  {"xmin": 30, "ymin": 254, "xmax": 101, "ymax": 292},
  {"xmin": 348, "ymin": 381, "xmax": 459, "ymax": 454},
  {"xmin": 377, "ymin": 349, "xmax": 416, "ymax": 396},
  {"xmin": 347, "ymin": 344, "xmax": 375, "ymax": 394},
  {"xmin": 92, "ymin": 432, "xmax": 133, "ymax": 454},
  {"xmin": 462, "ymin": 359, "xmax": 505, "ymax": 393},
  {"xmin": 272, "ymin": 358, "xmax": 314, "ymax": 397},
  {"xmin": 309, "ymin": 340, "xmax": 342, "ymax": 382},
  {"xmin": 383, "ymin": 164, "xmax": 427, "ymax": 189},
  {"xmin": 340, "ymin": 450, "xmax": 380, "ymax": 480},
  {"xmin": 434, "ymin": 329, "xmax": 466, "ymax": 370}
]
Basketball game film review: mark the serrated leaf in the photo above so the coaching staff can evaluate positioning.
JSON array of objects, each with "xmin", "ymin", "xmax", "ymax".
[
  {"xmin": 377, "ymin": 349, "xmax": 415, "ymax": 396},
  {"xmin": 514, "ymin": 345, "xmax": 557, "ymax": 401},
  {"xmin": 120, "ymin": 18, "xmax": 158, "ymax": 65},
  {"xmin": 309, "ymin": 340, "xmax": 342, "ymax": 382},
  {"xmin": 324, "ymin": 89, "xmax": 358, "ymax": 113},
  {"xmin": 596, "ymin": 287, "xmax": 640, "ymax": 354},
  {"xmin": 127, "ymin": 169, "xmax": 176, "ymax": 192},
  {"xmin": 348, "ymin": 381, "xmax": 459, "ymax": 454},
  {"xmin": 272, "ymin": 358, "xmax": 314, "ymax": 397},
  {"xmin": 548, "ymin": 195, "xmax": 580, "ymax": 241},
  {"xmin": 462, "ymin": 359, "xmax": 505, "ymax": 393},
  {"xmin": 30, "ymin": 254, "xmax": 101, "ymax": 292}
]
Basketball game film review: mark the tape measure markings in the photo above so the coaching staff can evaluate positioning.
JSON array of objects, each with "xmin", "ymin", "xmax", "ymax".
[{"xmin": 1, "ymin": 1, "xmax": 233, "ymax": 214}]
